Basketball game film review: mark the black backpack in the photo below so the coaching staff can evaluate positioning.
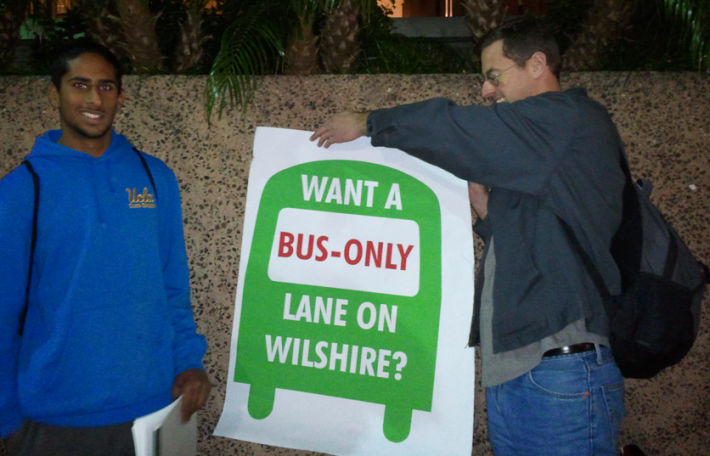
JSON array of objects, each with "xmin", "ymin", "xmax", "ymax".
[{"xmin": 560, "ymin": 150, "xmax": 709, "ymax": 379}]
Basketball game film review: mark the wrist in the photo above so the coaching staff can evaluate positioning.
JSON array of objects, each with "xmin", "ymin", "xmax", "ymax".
[{"xmin": 357, "ymin": 111, "xmax": 370, "ymax": 137}]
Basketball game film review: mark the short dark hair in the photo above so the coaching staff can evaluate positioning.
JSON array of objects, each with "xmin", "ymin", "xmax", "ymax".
[
  {"xmin": 51, "ymin": 41, "xmax": 123, "ymax": 93},
  {"xmin": 480, "ymin": 17, "xmax": 561, "ymax": 79}
]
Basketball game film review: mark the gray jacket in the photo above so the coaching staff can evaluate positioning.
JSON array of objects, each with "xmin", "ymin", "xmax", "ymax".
[{"xmin": 367, "ymin": 88, "xmax": 625, "ymax": 353}]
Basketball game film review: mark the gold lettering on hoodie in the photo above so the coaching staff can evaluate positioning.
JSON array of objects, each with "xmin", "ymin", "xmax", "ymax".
[{"xmin": 126, "ymin": 187, "xmax": 156, "ymax": 208}]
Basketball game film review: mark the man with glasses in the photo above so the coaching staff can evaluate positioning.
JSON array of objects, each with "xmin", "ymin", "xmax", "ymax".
[{"xmin": 311, "ymin": 17, "xmax": 626, "ymax": 456}]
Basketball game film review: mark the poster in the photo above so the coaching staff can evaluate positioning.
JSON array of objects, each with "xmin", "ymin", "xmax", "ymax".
[{"xmin": 214, "ymin": 127, "xmax": 475, "ymax": 456}]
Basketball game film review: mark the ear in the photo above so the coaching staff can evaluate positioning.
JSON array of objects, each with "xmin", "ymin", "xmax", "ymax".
[
  {"xmin": 528, "ymin": 51, "xmax": 548, "ymax": 79},
  {"xmin": 48, "ymin": 83, "xmax": 60, "ymax": 109},
  {"xmin": 117, "ymin": 90, "xmax": 125, "ymax": 110}
]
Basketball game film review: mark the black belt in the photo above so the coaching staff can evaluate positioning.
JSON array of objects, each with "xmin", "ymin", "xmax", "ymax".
[{"xmin": 543, "ymin": 342, "xmax": 596, "ymax": 357}]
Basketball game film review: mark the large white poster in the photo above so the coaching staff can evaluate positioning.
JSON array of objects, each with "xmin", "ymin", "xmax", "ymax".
[{"xmin": 214, "ymin": 127, "xmax": 475, "ymax": 456}]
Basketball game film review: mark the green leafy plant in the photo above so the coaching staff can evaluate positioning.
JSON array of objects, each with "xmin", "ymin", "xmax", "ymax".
[
  {"xmin": 663, "ymin": 0, "xmax": 709, "ymax": 70},
  {"xmin": 204, "ymin": 0, "xmax": 379, "ymax": 122},
  {"xmin": 205, "ymin": 2, "xmax": 285, "ymax": 121},
  {"xmin": 603, "ymin": 0, "xmax": 696, "ymax": 71}
]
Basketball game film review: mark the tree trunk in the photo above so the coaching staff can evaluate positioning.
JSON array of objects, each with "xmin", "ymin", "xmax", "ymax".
[
  {"xmin": 562, "ymin": 0, "xmax": 635, "ymax": 72},
  {"xmin": 284, "ymin": 15, "xmax": 319, "ymax": 76},
  {"xmin": 462, "ymin": 0, "xmax": 507, "ymax": 47},
  {"xmin": 320, "ymin": 0, "xmax": 361, "ymax": 74},
  {"xmin": 80, "ymin": 0, "xmax": 128, "ymax": 64},
  {"xmin": 117, "ymin": 0, "xmax": 164, "ymax": 73},
  {"xmin": 175, "ymin": 5, "xmax": 209, "ymax": 74},
  {"xmin": 0, "ymin": 1, "xmax": 27, "ymax": 69}
]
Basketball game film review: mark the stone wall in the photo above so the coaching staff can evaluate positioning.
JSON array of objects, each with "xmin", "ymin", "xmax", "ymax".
[{"xmin": 1, "ymin": 73, "xmax": 708, "ymax": 455}]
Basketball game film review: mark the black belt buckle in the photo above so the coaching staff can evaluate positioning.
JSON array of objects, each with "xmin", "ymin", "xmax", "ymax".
[{"xmin": 543, "ymin": 342, "xmax": 596, "ymax": 358}]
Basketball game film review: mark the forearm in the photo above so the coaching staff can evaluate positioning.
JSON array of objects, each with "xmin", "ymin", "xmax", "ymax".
[
  {"xmin": 367, "ymin": 99, "xmax": 495, "ymax": 183},
  {"xmin": 354, "ymin": 111, "xmax": 369, "ymax": 136},
  {"xmin": 367, "ymin": 97, "xmax": 571, "ymax": 195}
]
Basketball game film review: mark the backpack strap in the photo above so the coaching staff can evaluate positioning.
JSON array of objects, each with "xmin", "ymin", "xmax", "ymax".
[
  {"xmin": 663, "ymin": 235, "xmax": 679, "ymax": 279},
  {"xmin": 700, "ymin": 262, "xmax": 710, "ymax": 284},
  {"xmin": 133, "ymin": 147, "xmax": 158, "ymax": 200},
  {"xmin": 614, "ymin": 147, "xmax": 645, "ymax": 288},
  {"xmin": 20, "ymin": 160, "xmax": 40, "ymax": 337}
]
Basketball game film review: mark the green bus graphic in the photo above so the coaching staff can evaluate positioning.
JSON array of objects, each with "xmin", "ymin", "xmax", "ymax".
[{"xmin": 235, "ymin": 160, "xmax": 442, "ymax": 443}]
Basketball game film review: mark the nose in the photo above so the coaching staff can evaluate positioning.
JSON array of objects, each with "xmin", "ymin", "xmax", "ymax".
[
  {"xmin": 481, "ymin": 80, "xmax": 497, "ymax": 99},
  {"xmin": 85, "ymin": 86, "xmax": 102, "ymax": 106}
]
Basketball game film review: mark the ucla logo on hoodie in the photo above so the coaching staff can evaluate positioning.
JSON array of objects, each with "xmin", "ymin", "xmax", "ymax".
[{"xmin": 126, "ymin": 187, "xmax": 156, "ymax": 208}]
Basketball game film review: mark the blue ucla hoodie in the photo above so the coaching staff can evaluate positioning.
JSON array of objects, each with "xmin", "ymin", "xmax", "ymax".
[{"xmin": 0, "ymin": 130, "xmax": 207, "ymax": 437}]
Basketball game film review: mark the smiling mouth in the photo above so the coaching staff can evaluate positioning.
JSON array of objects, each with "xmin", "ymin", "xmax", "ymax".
[{"xmin": 82, "ymin": 112, "xmax": 102, "ymax": 119}]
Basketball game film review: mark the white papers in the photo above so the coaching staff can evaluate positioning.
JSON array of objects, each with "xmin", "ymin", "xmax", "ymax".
[{"xmin": 132, "ymin": 396, "xmax": 197, "ymax": 456}]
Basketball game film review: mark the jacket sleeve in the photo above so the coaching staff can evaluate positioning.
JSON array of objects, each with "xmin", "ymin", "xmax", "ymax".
[
  {"xmin": 472, "ymin": 215, "xmax": 492, "ymax": 243},
  {"xmin": 158, "ymin": 170, "xmax": 207, "ymax": 377},
  {"xmin": 367, "ymin": 95, "xmax": 578, "ymax": 196},
  {"xmin": 0, "ymin": 167, "xmax": 33, "ymax": 438}
]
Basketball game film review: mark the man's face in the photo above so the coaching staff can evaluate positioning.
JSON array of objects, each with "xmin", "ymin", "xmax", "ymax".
[
  {"xmin": 50, "ymin": 52, "xmax": 123, "ymax": 146},
  {"xmin": 480, "ymin": 40, "xmax": 534, "ymax": 104}
]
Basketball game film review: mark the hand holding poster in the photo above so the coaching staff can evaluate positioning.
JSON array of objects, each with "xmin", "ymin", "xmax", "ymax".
[{"xmin": 215, "ymin": 127, "xmax": 475, "ymax": 455}]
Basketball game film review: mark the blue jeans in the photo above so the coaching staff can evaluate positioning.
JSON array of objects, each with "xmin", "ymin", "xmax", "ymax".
[{"xmin": 486, "ymin": 345, "xmax": 625, "ymax": 456}]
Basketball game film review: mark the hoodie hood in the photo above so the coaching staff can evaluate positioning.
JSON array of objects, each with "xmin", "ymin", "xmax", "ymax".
[
  {"xmin": 27, "ymin": 130, "xmax": 135, "ymax": 224},
  {"xmin": 28, "ymin": 129, "xmax": 132, "ymax": 162}
]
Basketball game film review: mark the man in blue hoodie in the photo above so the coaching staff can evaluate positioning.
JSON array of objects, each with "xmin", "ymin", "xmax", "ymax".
[{"xmin": 0, "ymin": 43, "xmax": 210, "ymax": 455}]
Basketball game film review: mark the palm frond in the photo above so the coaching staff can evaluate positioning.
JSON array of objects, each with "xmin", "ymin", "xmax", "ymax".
[
  {"xmin": 663, "ymin": 0, "xmax": 710, "ymax": 69},
  {"xmin": 205, "ymin": 3, "xmax": 285, "ymax": 123}
]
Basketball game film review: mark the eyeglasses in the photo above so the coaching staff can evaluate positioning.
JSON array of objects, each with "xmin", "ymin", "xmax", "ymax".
[{"xmin": 485, "ymin": 64, "xmax": 517, "ymax": 87}]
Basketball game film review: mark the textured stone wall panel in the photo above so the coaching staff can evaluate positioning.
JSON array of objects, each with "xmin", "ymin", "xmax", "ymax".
[{"xmin": 1, "ymin": 73, "xmax": 708, "ymax": 456}]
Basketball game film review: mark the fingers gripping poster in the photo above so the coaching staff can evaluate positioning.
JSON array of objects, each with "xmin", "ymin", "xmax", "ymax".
[{"xmin": 214, "ymin": 127, "xmax": 475, "ymax": 456}]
